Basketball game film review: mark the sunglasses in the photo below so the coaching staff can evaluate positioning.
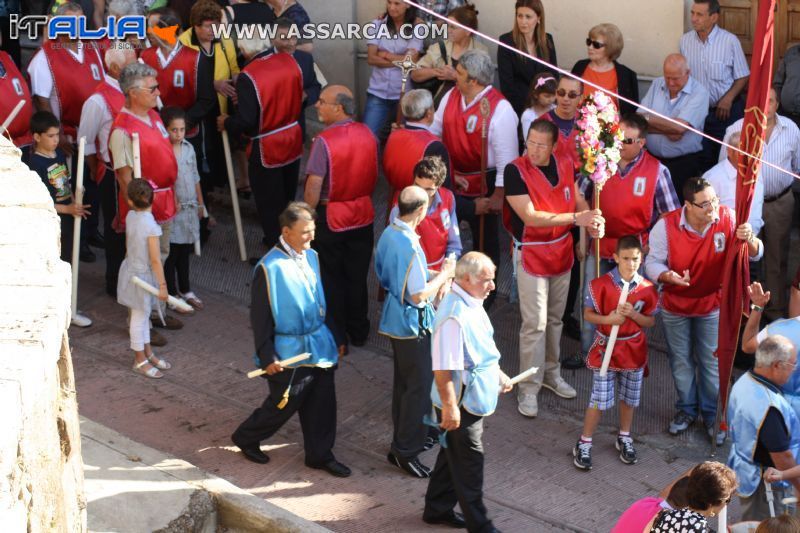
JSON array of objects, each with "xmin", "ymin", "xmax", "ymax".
[
  {"xmin": 556, "ymin": 89, "xmax": 581, "ymax": 100},
  {"xmin": 621, "ymin": 138, "xmax": 640, "ymax": 145},
  {"xmin": 586, "ymin": 38, "xmax": 606, "ymax": 49}
]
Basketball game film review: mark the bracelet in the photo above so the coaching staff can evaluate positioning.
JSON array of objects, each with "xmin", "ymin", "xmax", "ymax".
[
  {"xmin": 751, "ymin": 303, "xmax": 764, "ymax": 313},
  {"xmin": 572, "ymin": 212, "xmax": 578, "ymax": 226}
]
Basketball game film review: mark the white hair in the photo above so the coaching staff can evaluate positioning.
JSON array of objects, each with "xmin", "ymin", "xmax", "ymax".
[
  {"xmin": 237, "ymin": 36, "xmax": 271, "ymax": 58},
  {"xmin": 119, "ymin": 62, "xmax": 157, "ymax": 95},
  {"xmin": 104, "ymin": 46, "xmax": 133, "ymax": 70},
  {"xmin": 755, "ymin": 335, "xmax": 796, "ymax": 367},
  {"xmin": 401, "ymin": 89, "xmax": 434, "ymax": 121},
  {"xmin": 459, "ymin": 49, "xmax": 495, "ymax": 87},
  {"xmin": 455, "ymin": 251, "xmax": 495, "ymax": 280},
  {"xmin": 108, "ymin": 0, "xmax": 141, "ymax": 18}
]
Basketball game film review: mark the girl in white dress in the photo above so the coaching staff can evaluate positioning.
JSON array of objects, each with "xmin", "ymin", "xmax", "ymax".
[
  {"xmin": 117, "ymin": 180, "xmax": 171, "ymax": 379},
  {"xmin": 520, "ymin": 72, "xmax": 557, "ymax": 142}
]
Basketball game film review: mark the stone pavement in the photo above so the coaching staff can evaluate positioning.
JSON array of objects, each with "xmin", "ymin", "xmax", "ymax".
[{"xmin": 66, "ymin": 186, "xmax": 756, "ymax": 532}]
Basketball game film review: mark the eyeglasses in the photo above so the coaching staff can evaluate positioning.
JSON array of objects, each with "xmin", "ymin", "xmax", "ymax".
[
  {"xmin": 136, "ymin": 84, "xmax": 159, "ymax": 94},
  {"xmin": 621, "ymin": 138, "xmax": 641, "ymax": 145},
  {"xmin": 556, "ymin": 89, "xmax": 581, "ymax": 100},
  {"xmin": 690, "ymin": 196, "xmax": 719, "ymax": 210},
  {"xmin": 779, "ymin": 360, "xmax": 798, "ymax": 370},
  {"xmin": 586, "ymin": 38, "xmax": 606, "ymax": 49}
]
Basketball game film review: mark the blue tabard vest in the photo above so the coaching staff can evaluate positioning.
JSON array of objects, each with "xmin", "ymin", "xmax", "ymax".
[
  {"xmin": 431, "ymin": 288, "xmax": 502, "ymax": 416},
  {"xmin": 256, "ymin": 246, "xmax": 338, "ymax": 368},
  {"xmin": 727, "ymin": 372, "xmax": 800, "ymax": 497},
  {"xmin": 761, "ymin": 318, "xmax": 800, "ymax": 418},
  {"xmin": 375, "ymin": 222, "xmax": 435, "ymax": 339}
]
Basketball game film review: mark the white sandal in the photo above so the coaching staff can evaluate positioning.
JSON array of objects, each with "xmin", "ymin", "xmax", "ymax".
[
  {"xmin": 133, "ymin": 360, "xmax": 163, "ymax": 379},
  {"xmin": 147, "ymin": 353, "xmax": 172, "ymax": 370}
]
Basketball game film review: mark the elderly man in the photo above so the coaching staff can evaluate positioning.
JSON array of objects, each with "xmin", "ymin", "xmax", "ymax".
[
  {"xmin": 389, "ymin": 157, "xmax": 461, "ymax": 271},
  {"xmin": 431, "ymin": 49, "xmax": 518, "ymax": 303},
  {"xmin": 218, "ymin": 35, "xmax": 303, "ymax": 257},
  {"xmin": 639, "ymin": 54, "xmax": 710, "ymax": 202},
  {"xmin": 384, "ymin": 89, "xmax": 452, "ymax": 201},
  {"xmin": 0, "ymin": 49, "xmax": 32, "ymax": 149},
  {"xmin": 423, "ymin": 251, "xmax": 512, "ymax": 532},
  {"xmin": 702, "ymin": 130, "xmax": 764, "ymax": 237},
  {"xmin": 680, "ymin": 0, "xmax": 749, "ymax": 169},
  {"xmin": 231, "ymin": 202, "xmax": 351, "ymax": 478},
  {"xmin": 722, "ymin": 88, "xmax": 800, "ymax": 321},
  {"xmin": 376, "ymin": 185, "xmax": 456, "ymax": 478},
  {"xmin": 728, "ymin": 335, "xmax": 800, "ymax": 521},
  {"xmin": 505, "ymin": 119, "xmax": 604, "ymax": 418},
  {"xmin": 304, "ymin": 85, "xmax": 378, "ymax": 352},
  {"xmin": 645, "ymin": 177, "xmax": 762, "ymax": 443},
  {"xmin": 79, "ymin": 46, "xmax": 137, "ymax": 298}
]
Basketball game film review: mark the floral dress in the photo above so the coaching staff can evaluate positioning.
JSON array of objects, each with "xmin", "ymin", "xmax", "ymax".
[{"xmin": 651, "ymin": 508, "xmax": 708, "ymax": 533}]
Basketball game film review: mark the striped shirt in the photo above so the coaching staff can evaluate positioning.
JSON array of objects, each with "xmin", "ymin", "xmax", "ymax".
[
  {"xmin": 722, "ymin": 115, "xmax": 800, "ymax": 198},
  {"xmin": 702, "ymin": 158, "xmax": 764, "ymax": 235},
  {"xmin": 578, "ymin": 150, "xmax": 681, "ymax": 226},
  {"xmin": 679, "ymin": 25, "xmax": 749, "ymax": 106}
]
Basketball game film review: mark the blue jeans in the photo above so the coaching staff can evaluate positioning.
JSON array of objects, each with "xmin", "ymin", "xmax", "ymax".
[
  {"xmin": 661, "ymin": 309, "xmax": 720, "ymax": 423},
  {"xmin": 580, "ymin": 257, "xmax": 616, "ymax": 356},
  {"xmin": 363, "ymin": 93, "xmax": 398, "ymax": 138}
]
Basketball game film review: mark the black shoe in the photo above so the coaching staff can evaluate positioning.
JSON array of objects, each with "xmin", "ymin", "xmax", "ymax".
[
  {"xmin": 307, "ymin": 459, "xmax": 351, "ymax": 477},
  {"xmin": 423, "ymin": 434, "xmax": 438, "ymax": 451},
  {"xmin": 88, "ymin": 231, "xmax": 105, "ymax": 249},
  {"xmin": 561, "ymin": 353, "xmax": 585, "ymax": 370},
  {"xmin": 387, "ymin": 452, "xmax": 431, "ymax": 478},
  {"xmin": 562, "ymin": 316, "xmax": 581, "ymax": 340},
  {"xmin": 248, "ymin": 257, "xmax": 260, "ymax": 266},
  {"xmin": 351, "ymin": 338, "xmax": 367, "ymax": 347},
  {"xmin": 232, "ymin": 436, "xmax": 270, "ymax": 464},
  {"xmin": 422, "ymin": 511, "xmax": 466, "ymax": 528},
  {"xmin": 79, "ymin": 245, "xmax": 96, "ymax": 263}
]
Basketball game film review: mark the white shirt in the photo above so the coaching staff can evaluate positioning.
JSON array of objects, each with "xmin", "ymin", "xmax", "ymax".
[
  {"xmin": 78, "ymin": 76, "xmax": 122, "ymax": 163},
  {"xmin": 28, "ymin": 46, "xmax": 89, "ymax": 120},
  {"xmin": 432, "ymin": 282, "xmax": 483, "ymax": 376},
  {"xmin": 520, "ymin": 105, "xmax": 554, "ymax": 144},
  {"xmin": 702, "ymin": 158, "xmax": 764, "ymax": 235},
  {"xmin": 679, "ymin": 25, "xmax": 749, "ymax": 105},
  {"xmin": 431, "ymin": 85, "xmax": 519, "ymax": 188}
]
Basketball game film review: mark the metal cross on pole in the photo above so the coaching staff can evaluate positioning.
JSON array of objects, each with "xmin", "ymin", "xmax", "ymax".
[{"xmin": 393, "ymin": 52, "xmax": 419, "ymax": 125}]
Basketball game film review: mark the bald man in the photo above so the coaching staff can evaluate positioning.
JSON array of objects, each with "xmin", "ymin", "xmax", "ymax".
[
  {"xmin": 304, "ymin": 85, "xmax": 378, "ymax": 352},
  {"xmin": 639, "ymin": 53, "xmax": 711, "ymax": 202},
  {"xmin": 376, "ymin": 186, "xmax": 456, "ymax": 477}
]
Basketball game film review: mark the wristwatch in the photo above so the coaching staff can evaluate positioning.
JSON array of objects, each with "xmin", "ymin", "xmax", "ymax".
[
  {"xmin": 572, "ymin": 212, "xmax": 578, "ymax": 226},
  {"xmin": 751, "ymin": 303, "xmax": 764, "ymax": 313}
]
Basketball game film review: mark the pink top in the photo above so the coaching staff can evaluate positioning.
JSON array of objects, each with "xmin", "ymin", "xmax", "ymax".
[{"xmin": 611, "ymin": 497, "xmax": 666, "ymax": 533}]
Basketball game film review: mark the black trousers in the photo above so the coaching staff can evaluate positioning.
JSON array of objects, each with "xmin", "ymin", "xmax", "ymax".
[
  {"xmin": 233, "ymin": 366, "xmax": 337, "ymax": 466},
  {"xmin": 59, "ymin": 213, "xmax": 74, "ymax": 263},
  {"xmin": 249, "ymin": 156, "xmax": 301, "ymax": 247},
  {"xmin": 658, "ymin": 151, "xmax": 703, "ymax": 204},
  {"xmin": 312, "ymin": 206, "xmax": 373, "ymax": 344},
  {"xmin": 390, "ymin": 333, "xmax": 433, "ymax": 459},
  {"xmin": 164, "ymin": 243, "xmax": 193, "ymax": 295},
  {"xmin": 100, "ymin": 168, "xmax": 126, "ymax": 295},
  {"xmin": 424, "ymin": 408, "xmax": 494, "ymax": 533}
]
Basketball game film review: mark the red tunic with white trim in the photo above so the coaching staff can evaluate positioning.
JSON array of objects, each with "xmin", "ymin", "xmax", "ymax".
[
  {"xmin": 40, "ymin": 43, "xmax": 105, "ymax": 135},
  {"xmin": 661, "ymin": 205, "xmax": 736, "ymax": 316},
  {"xmin": 417, "ymin": 188, "xmax": 455, "ymax": 270},
  {"xmin": 441, "ymin": 86, "xmax": 504, "ymax": 197},
  {"xmin": 91, "ymin": 80, "xmax": 125, "ymax": 183},
  {"xmin": 111, "ymin": 109, "xmax": 177, "ymax": 229},
  {"xmin": 540, "ymin": 112, "xmax": 579, "ymax": 169},
  {"xmin": 503, "ymin": 154, "xmax": 576, "ymax": 277},
  {"xmin": 0, "ymin": 51, "xmax": 33, "ymax": 147},
  {"xmin": 383, "ymin": 127, "xmax": 439, "ymax": 191},
  {"xmin": 592, "ymin": 151, "xmax": 661, "ymax": 259},
  {"xmin": 316, "ymin": 121, "xmax": 378, "ymax": 232},
  {"xmin": 586, "ymin": 273, "xmax": 659, "ymax": 371},
  {"xmin": 241, "ymin": 52, "xmax": 303, "ymax": 168},
  {"xmin": 140, "ymin": 45, "xmax": 199, "ymax": 112}
]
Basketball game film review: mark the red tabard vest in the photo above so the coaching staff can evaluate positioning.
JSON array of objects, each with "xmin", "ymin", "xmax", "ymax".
[
  {"xmin": 504, "ymin": 154, "xmax": 576, "ymax": 277},
  {"xmin": 316, "ymin": 121, "xmax": 378, "ymax": 232},
  {"xmin": 242, "ymin": 52, "xmax": 303, "ymax": 167},
  {"xmin": 586, "ymin": 273, "xmax": 659, "ymax": 371},
  {"xmin": 0, "ymin": 51, "xmax": 33, "ymax": 147},
  {"xmin": 92, "ymin": 81, "xmax": 125, "ymax": 182},
  {"xmin": 661, "ymin": 205, "xmax": 736, "ymax": 316},
  {"xmin": 441, "ymin": 86, "xmax": 504, "ymax": 197},
  {"xmin": 41, "ymin": 43, "xmax": 105, "ymax": 135},
  {"xmin": 111, "ymin": 109, "xmax": 177, "ymax": 230},
  {"xmin": 140, "ymin": 45, "xmax": 199, "ymax": 113},
  {"xmin": 405, "ymin": 188, "xmax": 456, "ymax": 271},
  {"xmin": 541, "ymin": 112, "xmax": 579, "ymax": 169},
  {"xmin": 592, "ymin": 151, "xmax": 661, "ymax": 259},
  {"xmin": 383, "ymin": 128, "xmax": 439, "ymax": 191}
]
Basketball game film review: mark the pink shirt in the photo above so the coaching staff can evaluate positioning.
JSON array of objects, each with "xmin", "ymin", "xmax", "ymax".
[{"xmin": 611, "ymin": 497, "xmax": 667, "ymax": 533}]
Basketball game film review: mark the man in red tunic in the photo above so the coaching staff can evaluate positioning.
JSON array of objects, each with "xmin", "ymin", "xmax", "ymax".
[
  {"xmin": 431, "ymin": 50, "xmax": 518, "ymax": 306},
  {"xmin": 79, "ymin": 46, "xmax": 137, "ymax": 298},
  {"xmin": 504, "ymin": 119, "xmax": 603, "ymax": 418},
  {"xmin": 0, "ymin": 50, "xmax": 33, "ymax": 149},
  {"xmin": 304, "ymin": 85, "xmax": 378, "ymax": 351},
  {"xmin": 219, "ymin": 35, "xmax": 303, "ymax": 256},
  {"xmin": 645, "ymin": 177, "xmax": 762, "ymax": 444}
]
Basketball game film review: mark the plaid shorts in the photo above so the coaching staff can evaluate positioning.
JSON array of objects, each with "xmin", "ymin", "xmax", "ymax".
[{"xmin": 588, "ymin": 368, "xmax": 644, "ymax": 411}]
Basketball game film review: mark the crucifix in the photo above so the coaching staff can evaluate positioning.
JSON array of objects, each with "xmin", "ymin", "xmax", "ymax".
[{"xmin": 392, "ymin": 52, "xmax": 419, "ymax": 125}]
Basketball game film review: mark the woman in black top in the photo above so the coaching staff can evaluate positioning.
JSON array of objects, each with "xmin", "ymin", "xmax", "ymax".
[{"xmin": 497, "ymin": 0, "xmax": 556, "ymax": 116}]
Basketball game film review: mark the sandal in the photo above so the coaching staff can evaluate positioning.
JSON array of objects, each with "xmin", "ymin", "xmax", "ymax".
[
  {"xmin": 167, "ymin": 297, "xmax": 194, "ymax": 315},
  {"xmin": 181, "ymin": 291, "xmax": 204, "ymax": 310},
  {"xmin": 147, "ymin": 353, "xmax": 172, "ymax": 370},
  {"xmin": 133, "ymin": 359, "xmax": 163, "ymax": 379}
]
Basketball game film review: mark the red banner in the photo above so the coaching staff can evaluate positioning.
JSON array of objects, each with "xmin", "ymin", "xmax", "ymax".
[{"xmin": 716, "ymin": 0, "xmax": 776, "ymax": 424}]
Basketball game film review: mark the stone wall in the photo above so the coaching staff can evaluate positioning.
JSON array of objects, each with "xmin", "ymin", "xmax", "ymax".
[{"xmin": 0, "ymin": 136, "xmax": 86, "ymax": 532}]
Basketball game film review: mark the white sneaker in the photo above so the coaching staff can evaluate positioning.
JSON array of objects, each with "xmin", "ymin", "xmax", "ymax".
[
  {"xmin": 71, "ymin": 312, "xmax": 92, "ymax": 328},
  {"xmin": 517, "ymin": 394, "xmax": 538, "ymax": 417},
  {"xmin": 542, "ymin": 377, "xmax": 577, "ymax": 399}
]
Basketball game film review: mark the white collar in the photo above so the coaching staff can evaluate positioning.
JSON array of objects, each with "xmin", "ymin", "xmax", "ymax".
[{"xmin": 452, "ymin": 282, "xmax": 483, "ymax": 308}]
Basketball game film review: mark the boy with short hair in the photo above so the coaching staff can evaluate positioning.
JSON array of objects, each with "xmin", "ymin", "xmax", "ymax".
[
  {"xmin": 28, "ymin": 110, "xmax": 93, "ymax": 327},
  {"xmin": 573, "ymin": 235, "xmax": 659, "ymax": 470}
]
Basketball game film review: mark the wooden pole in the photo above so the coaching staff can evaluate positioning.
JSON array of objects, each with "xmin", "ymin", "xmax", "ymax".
[
  {"xmin": 0, "ymin": 100, "xmax": 25, "ymax": 136},
  {"xmin": 594, "ymin": 185, "xmax": 602, "ymax": 278},
  {"xmin": 221, "ymin": 131, "xmax": 247, "ymax": 261},
  {"xmin": 70, "ymin": 137, "xmax": 86, "ymax": 316},
  {"xmin": 478, "ymin": 97, "xmax": 490, "ymax": 253}
]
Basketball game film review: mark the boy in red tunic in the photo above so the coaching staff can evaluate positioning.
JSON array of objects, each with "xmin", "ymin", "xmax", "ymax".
[{"xmin": 572, "ymin": 236, "xmax": 659, "ymax": 471}]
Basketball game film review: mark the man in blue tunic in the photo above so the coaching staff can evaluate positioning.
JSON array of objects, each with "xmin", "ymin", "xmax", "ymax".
[
  {"xmin": 376, "ymin": 185, "xmax": 456, "ymax": 478},
  {"xmin": 231, "ymin": 202, "xmax": 350, "ymax": 478},
  {"xmin": 424, "ymin": 252, "xmax": 513, "ymax": 531}
]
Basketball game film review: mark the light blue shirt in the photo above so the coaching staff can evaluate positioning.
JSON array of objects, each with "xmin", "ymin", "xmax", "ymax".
[
  {"xmin": 393, "ymin": 218, "xmax": 429, "ymax": 308},
  {"xmin": 639, "ymin": 76, "xmax": 710, "ymax": 158},
  {"xmin": 366, "ymin": 17, "xmax": 423, "ymax": 100},
  {"xmin": 680, "ymin": 25, "xmax": 750, "ymax": 105}
]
